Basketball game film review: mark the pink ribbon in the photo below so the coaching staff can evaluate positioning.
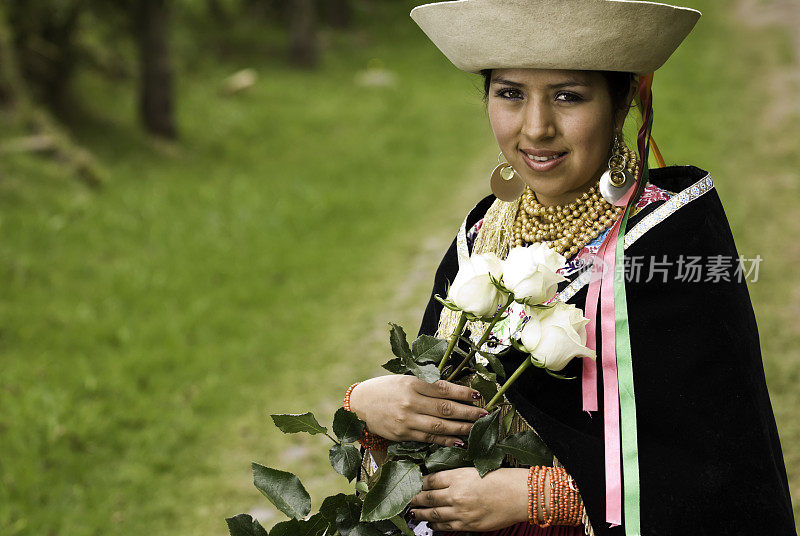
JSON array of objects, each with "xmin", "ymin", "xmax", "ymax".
[{"xmin": 582, "ymin": 180, "xmax": 639, "ymax": 527}]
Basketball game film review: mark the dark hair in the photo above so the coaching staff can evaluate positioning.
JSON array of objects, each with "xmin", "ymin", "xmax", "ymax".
[{"xmin": 480, "ymin": 69, "xmax": 636, "ymax": 122}]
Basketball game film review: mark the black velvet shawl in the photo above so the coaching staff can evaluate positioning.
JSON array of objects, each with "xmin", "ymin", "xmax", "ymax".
[{"xmin": 417, "ymin": 166, "xmax": 796, "ymax": 535}]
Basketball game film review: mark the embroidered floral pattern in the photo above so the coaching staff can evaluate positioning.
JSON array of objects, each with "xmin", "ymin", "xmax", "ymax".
[{"xmin": 632, "ymin": 182, "xmax": 674, "ymax": 213}]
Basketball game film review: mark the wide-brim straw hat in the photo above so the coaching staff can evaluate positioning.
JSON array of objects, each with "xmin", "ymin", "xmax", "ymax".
[{"xmin": 410, "ymin": 0, "xmax": 701, "ymax": 75}]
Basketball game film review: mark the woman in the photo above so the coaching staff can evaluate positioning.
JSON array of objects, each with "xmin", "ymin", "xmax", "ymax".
[{"xmin": 347, "ymin": 1, "xmax": 796, "ymax": 535}]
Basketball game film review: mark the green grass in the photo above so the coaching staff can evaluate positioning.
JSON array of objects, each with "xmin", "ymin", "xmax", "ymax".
[{"xmin": 0, "ymin": 0, "xmax": 797, "ymax": 534}]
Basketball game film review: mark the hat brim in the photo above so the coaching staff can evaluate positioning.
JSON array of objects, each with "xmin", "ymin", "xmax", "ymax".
[{"xmin": 410, "ymin": 0, "xmax": 701, "ymax": 75}]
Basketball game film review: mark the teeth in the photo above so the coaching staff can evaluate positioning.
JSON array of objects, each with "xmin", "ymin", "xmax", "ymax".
[{"xmin": 528, "ymin": 153, "xmax": 563, "ymax": 162}]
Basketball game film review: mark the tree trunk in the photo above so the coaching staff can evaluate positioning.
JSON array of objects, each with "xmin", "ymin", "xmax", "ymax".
[
  {"xmin": 5, "ymin": 1, "xmax": 82, "ymax": 116},
  {"xmin": 207, "ymin": 0, "xmax": 228, "ymax": 21},
  {"xmin": 288, "ymin": 0, "xmax": 318, "ymax": 68},
  {"xmin": 325, "ymin": 0, "xmax": 351, "ymax": 29},
  {"xmin": 136, "ymin": 0, "xmax": 177, "ymax": 139},
  {"xmin": 0, "ymin": 5, "xmax": 23, "ymax": 111}
]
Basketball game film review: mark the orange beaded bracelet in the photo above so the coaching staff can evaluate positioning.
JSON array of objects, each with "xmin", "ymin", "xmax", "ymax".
[
  {"xmin": 540, "ymin": 466, "xmax": 552, "ymax": 527},
  {"xmin": 527, "ymin": 466, "xmax": 537, "ymax": 524},
  {"xmin": 527, "ymin": 466, "xmax": 584, "ymax": 528},
  {"xmin": 344, "ymin": 382, "xmax": 390, "ymax": 452}
]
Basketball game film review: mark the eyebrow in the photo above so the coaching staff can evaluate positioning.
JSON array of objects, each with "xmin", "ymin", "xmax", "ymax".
[{"xmin": 490, "ymin": 77, "xmax": 590, "ymax": 89}]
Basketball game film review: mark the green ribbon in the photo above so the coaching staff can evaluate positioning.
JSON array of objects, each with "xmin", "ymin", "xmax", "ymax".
[{"xmin": 613, "ymin": 102, "xmax": 654, "ymax": 536}]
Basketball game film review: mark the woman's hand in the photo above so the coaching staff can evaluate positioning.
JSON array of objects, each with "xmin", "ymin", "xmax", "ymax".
[
  {"xmin": 409, "ymin": 467, "xmax": 530, "ymax": 532},
  {"xmin": 348, "ymin": 376, "xmax": 487, "ymax": 447}
]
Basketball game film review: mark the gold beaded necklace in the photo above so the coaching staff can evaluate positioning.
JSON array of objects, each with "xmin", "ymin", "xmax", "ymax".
[{"xmin": 512, "ymin": 147, "xmax": 639, "ymax": 257}]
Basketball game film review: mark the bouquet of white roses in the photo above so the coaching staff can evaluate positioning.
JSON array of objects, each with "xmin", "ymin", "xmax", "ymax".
[{"xmin": 227, "ymin": 244, "xmax": 596, "ymax": 536}]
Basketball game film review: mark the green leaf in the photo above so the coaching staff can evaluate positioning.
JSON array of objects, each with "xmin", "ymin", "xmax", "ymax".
[
  {"xmin": 388, "ymin": 323, "xmax": 412, "ymax": 360},
  {"xmin": 349, "ymin": 524, "xmax": 384, "ymax": 536},
  {"xmin": 401, "ymin": 355, "xmax": 440, "ymax": 383},
  {"xmin": 473, "ymin": 445, "xmax": 505, "ymax": 477},
  {"xmin": 424, "ymin": 446, "xmax": 471, "ymax": 472},
  {"xmin": 466, "ymin": 410, "xmax": 501, "ymax": 462},
  {"xmin": 330, "ymin": 443, "xmax": 362, "ymax": 482},
  {"xmin": 270, "ymin": 513, "xmax": 328, "ymax": 536},
  {"xmin": 390, "ymin": 324, "xmax": 440, "ymax": 382},
  {"xmin": 391, "ymin": 450, "xmax": 427, "ymax": 462},
  {"xmin": 386, "ymin": 441, "xmax": 429, "ymax": 461},
  {"xmin": 389, "ymin": 515, "xmax": 417, "ymax": 536},
  {"xmin": 320, "ymin": 494, "xmax": 353, "ymax": 528},
  {"xmin": 333, "ymin": 408, "xmax": 366, "ymax": 444},
  {"xmin": 251, "ymin": 463, "xmax": 311, "ymax": 520},
  {"xmin": 324, "ymin": 494, "xmax": 361, "ymax": 535},
  {"xmin": 386, "ymin": 441, "xmax": 429, "ymax": 455},
  {"xmin": 360, "ymin": 460, "xmax": 423, "ymax": 522},
  {"xmin": 270, "ymin": 413, "xmax": 327, "ymax": 436},
  {"xmin": 300, "ymin": 513, "xmax": 330, "ymax": 536},
  {"xmin": 497, "ymin": 430, "xmax": 554, "ymax": 467},
  {"xmin": 411, "ymin": 335, "xmax": 448, "ymax": 364},
  {"xmin": 501, "ymin": 406, "xmax": 515, "ymax": 434},
  {"xmin": 479, "ymin": 351, "xmax": 507, "ymax": 381},
  {"xmin": 470, "ymin": 374, "xmax": 498, "ymax": 403},
  {"xmin": 372, "ymin": 519, "xmax": 403, "ymax": 534},
  {"xmin": 225, "ymin": 514, "xmax": 268, "ymax": 536},
  {"xmin": 269, "ymin": 520, "xmax": 300, "ymax": 536},
  {"xmin": 381, "ymin": 357, "xmax": 407, "ymax": 374},
  {"xmin": 355, "ymin": 481, "xmax": 369, "ymax": 495},
  {"xmin": 319, "ymin": 494, "xmax": 383, "ymax": 536},
  {"xmin": 473, "ymin": 360, "xmax": 496, "ymax": 382}
]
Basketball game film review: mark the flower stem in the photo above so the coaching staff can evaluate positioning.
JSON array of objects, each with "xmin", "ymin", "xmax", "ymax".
[
  {"xmin": 444, "ymin": 296, "xmax": 514, "ymax": 382},
  {"xmin": 439, "ymin": 312, "xmax": 468, "ymax": 372},
  {"xmin": 485, "ymin": 357, "xmax": 532, "ymax": 411}
]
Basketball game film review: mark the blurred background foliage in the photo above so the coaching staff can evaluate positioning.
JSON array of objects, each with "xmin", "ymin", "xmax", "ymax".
[{"xmin": 0, "ymin": 0, "xmax": 797, "ymax": 534}]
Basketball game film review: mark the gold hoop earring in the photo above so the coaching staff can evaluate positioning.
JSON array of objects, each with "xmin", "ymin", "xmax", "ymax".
[
  {"xmin": 490, "ymin": 152, "xmax": 524, "ymax": 201},
  {"xmin": 599, "ymin": 133, "xmax": 639, "ymax": 204}
]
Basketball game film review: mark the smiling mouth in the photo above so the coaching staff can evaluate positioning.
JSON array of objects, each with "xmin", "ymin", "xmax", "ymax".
[
  {"xmin": 524, "ymin": 151, "xmax": 567, "ymax": 162},
  {"xmin": 520, "ymin": 150, "xmax": 568, "ymax": 171}
]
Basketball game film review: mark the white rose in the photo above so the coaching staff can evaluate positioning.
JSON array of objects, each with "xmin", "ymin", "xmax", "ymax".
[
  {"xmin": 518, "ymin": 301, "xmax": 596, "ymax": 371},
  {"xmin": 447, "ymin": 252, "xmax": 505, "ymax": 317},
  {"xmin": 502, "ymin": 244, "xmax": 568, "ymax": 304}
]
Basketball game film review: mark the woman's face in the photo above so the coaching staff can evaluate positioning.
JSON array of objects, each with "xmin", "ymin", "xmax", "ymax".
[{"xmin": 487, "ymin": 68, "xmax": 622, "ymax": 206}]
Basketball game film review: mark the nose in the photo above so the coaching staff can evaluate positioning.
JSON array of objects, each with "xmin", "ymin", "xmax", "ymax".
[{"xmin": 521, "ymin": 100, "xmax": 557, "ymax": 140}]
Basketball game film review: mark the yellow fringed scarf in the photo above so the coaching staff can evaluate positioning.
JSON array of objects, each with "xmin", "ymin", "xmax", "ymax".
[{"xmin": 435, "ymin": 196, "xmax": 521, "ymax": 341}]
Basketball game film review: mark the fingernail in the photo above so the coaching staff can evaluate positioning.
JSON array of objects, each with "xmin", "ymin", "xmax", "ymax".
[
  {"xmin": 478, "ymin": 410, "xmax": 489, "ymax": 417},
  {"xmin": 454, "ymin": 440, "xmax": 465, "ymax": 448},
  {"xmin": 471, "ymin": 391, "xmax": 481, "ymax": 399},
  {"xmin": 409, "ymin": 511, "xmax": 416, "ymax": 519}
]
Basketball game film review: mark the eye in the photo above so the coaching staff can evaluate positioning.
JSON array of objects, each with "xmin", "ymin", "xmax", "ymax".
[
  {"xmin": 494, "ymin": 87, "xmax": 524, "ymax": 100},
  {"xmin": 555, "ymin": 91, "xmax": 584, "ymax": 103}
]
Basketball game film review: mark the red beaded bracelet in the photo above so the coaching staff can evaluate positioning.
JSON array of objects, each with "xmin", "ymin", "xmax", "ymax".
[{"xmin": 344, "ymin": 382, "xmax": 390, "ymax": 452}]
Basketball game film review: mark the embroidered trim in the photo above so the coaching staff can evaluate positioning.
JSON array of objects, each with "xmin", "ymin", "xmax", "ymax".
[
  {"xmin": 558, "ymin": 268, "xmax": 594, "ymax": 304},
  {"xmin": 623, "ymin": 174, "xmax": 713, "ymax": 249}
]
